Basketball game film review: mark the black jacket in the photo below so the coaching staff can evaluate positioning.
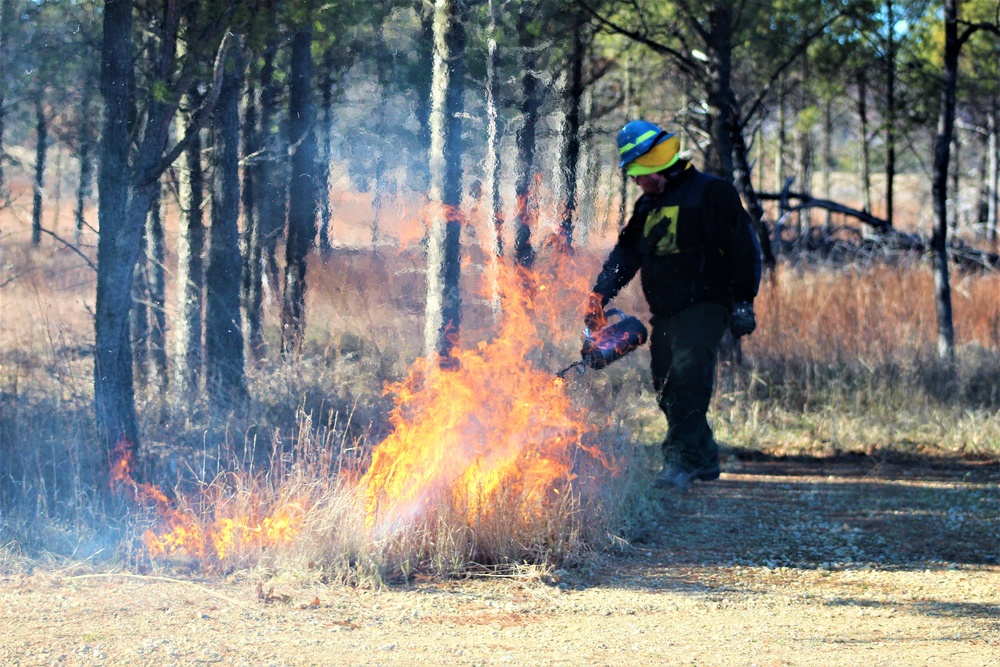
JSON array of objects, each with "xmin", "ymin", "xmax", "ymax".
[{"xmin": 593, "ymin": 165, "xmax": 761, "ymax": 318}]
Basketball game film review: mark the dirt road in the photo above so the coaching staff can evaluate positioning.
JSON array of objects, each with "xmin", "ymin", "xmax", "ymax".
[{"xmin": 2, "ymin": 457, "xmax": 998, "ymax": 666}]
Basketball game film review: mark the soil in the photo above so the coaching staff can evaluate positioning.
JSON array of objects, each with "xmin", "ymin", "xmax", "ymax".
[{"xmin": 2, "ymin": 456, "xmax": 999, "ymax": 667}]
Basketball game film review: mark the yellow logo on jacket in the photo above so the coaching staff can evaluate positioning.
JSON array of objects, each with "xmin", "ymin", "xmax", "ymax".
[{"xmin": 643, "ymin": 206, "xmax": 680, "ymax": 255}]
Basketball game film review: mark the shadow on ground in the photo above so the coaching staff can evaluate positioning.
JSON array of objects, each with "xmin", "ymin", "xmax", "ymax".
[{"xmin": 628, "ymin": 453, "xmax": 1000, "ymax": 572}]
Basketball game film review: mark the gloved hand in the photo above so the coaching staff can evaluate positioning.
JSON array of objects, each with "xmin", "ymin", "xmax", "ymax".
[
  {"xmin": 729, "ymin": 301, "xmax": 756, "ymax": 338},
  {"xmin": 583, "ymin": 292, "xmax": 608, "ymax": 332}
]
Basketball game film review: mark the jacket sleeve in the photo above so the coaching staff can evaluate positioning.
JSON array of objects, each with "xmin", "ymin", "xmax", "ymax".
[
  {"xmin": 712, "ymin": 181, "xmax": 762, "ymax": 303},
  {"xmin": 592, "ymin": 205, "xmax": 645, "ymax": 305}
]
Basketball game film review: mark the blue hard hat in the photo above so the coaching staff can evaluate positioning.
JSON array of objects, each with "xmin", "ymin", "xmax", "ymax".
[{"xmin": 617, "ymin": 120, "xmax": 671, "ymax": 169}]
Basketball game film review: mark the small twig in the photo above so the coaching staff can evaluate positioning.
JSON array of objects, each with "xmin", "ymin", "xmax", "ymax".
[{"xmin": 36, "ymin": 227, "xmax": 98, "ymax": 272}]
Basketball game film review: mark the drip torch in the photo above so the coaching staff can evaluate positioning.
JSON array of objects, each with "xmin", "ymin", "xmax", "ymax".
[{"xmin": 557, "ymin": 308, "xmax": 649, "ymax": 378}]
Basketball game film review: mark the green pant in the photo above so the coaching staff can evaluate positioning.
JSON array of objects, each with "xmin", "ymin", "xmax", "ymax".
[{"xmin": 649, "ymin": 302, "xmax": 728, "ymax": 472}]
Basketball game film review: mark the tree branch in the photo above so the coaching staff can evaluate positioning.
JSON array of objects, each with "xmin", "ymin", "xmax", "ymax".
[
  {"xmin": 145, "ymin": 31, "xmax": 238, "ymax": 186},
  {"xmin": 578, "ymin": 1, "xmax": 707, "ymax": 85}
]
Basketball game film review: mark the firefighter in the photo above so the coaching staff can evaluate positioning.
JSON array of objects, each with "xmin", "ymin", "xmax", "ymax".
[{"xmin": 585, "ymin": 119, "xmax": 762, "ymax": 491}]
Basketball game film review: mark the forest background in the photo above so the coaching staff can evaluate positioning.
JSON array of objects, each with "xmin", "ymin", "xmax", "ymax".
[{"xmin": 0, "ymin": 0, "xmax": 999, "ymax": 578}]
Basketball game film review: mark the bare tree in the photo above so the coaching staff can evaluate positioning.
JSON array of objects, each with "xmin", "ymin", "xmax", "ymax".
[
  {"xmin": 280, "ymin": 27, "xmax": 319, "ymax": 356},
  {"xmin": 423, "ymin": 0, "xmax": 467, "ymax": 362}
]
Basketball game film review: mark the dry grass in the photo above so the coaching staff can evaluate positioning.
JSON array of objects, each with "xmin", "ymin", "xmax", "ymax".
[{"xmin": 2, "ymin": 178, "xmax": 1000, "ymax": 579}]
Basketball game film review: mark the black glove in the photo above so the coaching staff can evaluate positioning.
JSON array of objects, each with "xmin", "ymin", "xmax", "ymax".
[{"xmin": 729, "ymin": 301, "xmax": 756, "ymax": 338}]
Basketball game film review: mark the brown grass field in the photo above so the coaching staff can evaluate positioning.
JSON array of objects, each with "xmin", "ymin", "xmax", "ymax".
[{"xmin": 0, "ymin": 164, "xmax": 999, "ymax": 576}]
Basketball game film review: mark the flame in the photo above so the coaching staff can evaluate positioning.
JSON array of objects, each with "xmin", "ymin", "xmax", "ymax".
[
  {"xmin": 109, "ymin": 441, "xmax": 305, "ymax": 567},
  {"xmin": 360, "ymin": 260, "xmax": 612, "ymax": 534}
]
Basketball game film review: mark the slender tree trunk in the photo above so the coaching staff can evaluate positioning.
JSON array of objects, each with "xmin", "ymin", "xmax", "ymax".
[
  {"xmin": 32, "ymin": 92, "xmax": 47, "ymax": 246},
  {"xmin": 988, "ymin": 100, "xmax": 999, "ymax": 241},
  {"xmin": 484, "ymin": 0, "xmax": 503, "ymax": 260},
  {"xmin": 0, "ymin": 0, "xmax": 12, "ymax": 200},
  {"xmin": 281, "ymin": 28, "xmax": 318, "ymax": 356},
  {"xmin": 317, "ymin": 46, "xmax": 336, "ymax": 254},
  {"xmin": 559, "ymin": 20, "xmax": 584, "ymax": 249},
  {"xmin": 75, "ymin": 80, "xmax": 97, "ymax": 245},
  {"xmin": 206, "ymin": 48, "xmax": 248, "ymax": 412},
  {"xmin": 241, "ymin": 74, "xmax": 264, "ymax": 361},
  {"xmin": 173, "ymin": 94, "xmax": 205, "ymax": 397},
  {"xmin": 512, "ymin": 9, "xmax": 539, "ymax": 268},
  {"xmin": 885, "ymin": 0, "xmax": 897, "ymax": 227},
  {"xmin": 775, "ymin": 76, "xmax": 786, "ymax": 193},
  {"xmin": 147, "ymin": 185, "xmax": 167, "ymax": 390},
  {"xmin": 617, "ymin": 48, "xmax": 632, "ymax": 230},
  {"xmin": 258, "ymin": 23, "xmax": 285, "ymax": 298},
  {"xmin": 131, "ymin": 217, "xmax": 150, "ymax": 389},
  {"xmin": 950, "ymin": 131, "xmax": 961, "ymax": 231},
  {"xmin": 822, "ymin": 97, "xmax": 833, "ymax": 233},
  {"xmin": 856, "ymin": 69, "xmax": 872, "ymax": 216},
  {"xmin": 423, "ymin": 0, "xmax": 466, "ymax": 362},
  {"xmin": 930, "ymin": 0, "xmax": 959, "ymax": 361}
]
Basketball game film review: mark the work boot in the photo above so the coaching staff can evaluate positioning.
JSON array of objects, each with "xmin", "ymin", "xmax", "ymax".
[{"xmin": 652, "ymin": 464, "xmax": 693, "ymax": 492}]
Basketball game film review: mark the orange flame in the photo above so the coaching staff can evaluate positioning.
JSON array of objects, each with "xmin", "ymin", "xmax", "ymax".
[
  {"xmin": 109, "ymin": 441, "xmax": 305, "ymax": 568},
  {"xmin": 360, "ymin": 260, "xmax": 612, "ymax": 534}
]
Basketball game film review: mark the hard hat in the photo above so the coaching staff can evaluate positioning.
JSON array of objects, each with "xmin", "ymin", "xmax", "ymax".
[{"xmin": 617, "ymin": 120, "xmax": 672, "ymax": 169}]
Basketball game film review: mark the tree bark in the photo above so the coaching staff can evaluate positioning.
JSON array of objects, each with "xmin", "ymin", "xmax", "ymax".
[
  {"xmin": 317, "ymin": 46, "xmax": 336, "ymax": 254},
  {"xmin": 96, "ymin": 0, "xmax": 142, "ymax": 473},
  {"xmin": 257, "ymin": 22, "xmax": 285, "ymax": 298},
  {"xmin": 930, "ymin": 0, "xmax": 959, "ymax": 361},
  {"xmin": 512, "ymin": 8, "xmax": 539, "ymax": 268},
  {"xmin": 988, "ymin": 100, "xmax": 999, "ymax": 241},
  {"xmin": 241, "ymin": 74, "xmax": 264, "ymax": 361},
  {"xmin": 484, "ymin": 0, "xmax": 503, "ymax": 260},
  {"xmin": 856, "ymin": 69, "xmax": 873, "ymax": 216},
  {"xmin": 32, "ymin": 92, "xmax": 47, "ymax": 246},
  {"xmin": 884, "ymin": 0, "xmax": 897, "ymax": 228},
  {"xmin": 173, "ymin": 105, "xmax": 205, "ymax": 400},
  {"xmin": 74, "ymin": 79, "xmax": 97, "ymax": 245},
  {"xmin": 423, "ymin": 0, "xmax": 466, "ymax": 362},
  {"xmin": 206, "ymin": 48, "xmax": 248, "ymax": 412},
  {"xmin": 281, "ymin": 28, "xmax": 318, "ymax": 356},
  {"xmin": 0, "ymin": 0, "xmax": 12, "ymax": 200},
  {"xmin": 559, "ymin": 19, "xmax": 585, "ymax": 249}
]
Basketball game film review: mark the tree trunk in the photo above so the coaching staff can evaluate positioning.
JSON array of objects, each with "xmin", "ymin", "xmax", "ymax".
[
  {"xmin": 484, "ymin": 0, "xmax": 503, "ymax": 260},
  {"xmin": 241, "ymin": 74, "xmax": 264, "ymax": 362},
  {"xmin": 950, "ymin": 131, "xmax": 961, "ymax": 231},
  {"xmin": 930, "ymin": 0, "xmax": 959, "ymax": 361},
  {"xmin": 74, "ymin": 79, "xmax": 97, "ymax": 245},
  {"xmin": 281, "ymin": 28, "xmax": 318, "ymax": 356},
  {"xmin": 317, "ymin": 46, "xmax": 336, "ymax": 254},
  {"xmin": 884, "ymin": 0, "xmax": 897, "ymax": 227},
  {"xmin": 559, "ymin": 20, "xmax": 585, "ymax": 249},
  {"xmin": 705, "ymin": 3, "xmax": 735, "ymax": 179},
  {"xmin": 616, "ymin": 48, "xmax": 632, "ymax": 230},
  {"xmin": 988, "ymin": 100, "xmax": 999, "ymax": 241},
  {"xmin": 423, "ymin": 0, "xmax": 466, "ymax": 362},
  {"xmin": 775, "ymin": 76, "xmax": 786, "ymax": 193},
  {"xmin": 97, "ymin": 0, "xmax": 189, "ymax": 473},
  {"xmin": 146, "ymin": 186, "xmax": 167, "ymax": 390},
  {"xmin": 32, "ymin": 92, "xmax": 47, "ymax": 246},
  {"xmin": 0, "ymin": 0, "xmax": 12, "ymax": 200},
  {"xmin": 96, "ymin": 0, "xmax": 142, "ymax": 473},
  {"xmin": 131, "ymin": 219, "xmax": 150, "ymax": 389},
  {"xmin": 512, "ymin": 8, "xmax": 539, "ymax": 268},
  {"xmin": 206, "ymin": 48, "xmax": 248, "ymax": 412},
  {"xmin": 173, "ymin": 93, "xmax": 205, "ymax": 397},
  {"xmin": 257, "ymin": 24, "xmax": 285, "ymax": 298},
  {"xmin": 856, "ymin": 69, "xmax": 873, "ymax": 216},
  {"xmin": 822, "ymin": 97, "xmax": 833, "ymax": 233}
]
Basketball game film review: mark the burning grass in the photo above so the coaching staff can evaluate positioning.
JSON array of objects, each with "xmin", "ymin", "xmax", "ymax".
[{"xmin": 3, "ymin": 186, "xmax": 1000, "ymax": 577}]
